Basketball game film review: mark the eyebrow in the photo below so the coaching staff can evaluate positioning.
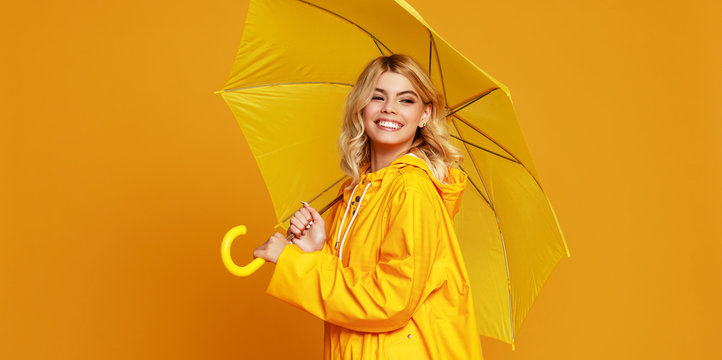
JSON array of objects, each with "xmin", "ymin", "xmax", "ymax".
[{"xmin": 374, "ymin": 88, "xmax": 419, "ymax": 98}]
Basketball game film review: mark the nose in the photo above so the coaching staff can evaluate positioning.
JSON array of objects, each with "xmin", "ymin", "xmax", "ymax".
[{"xmin": 382, "ymin": 100, "xmax": 397, "ymax": 114}]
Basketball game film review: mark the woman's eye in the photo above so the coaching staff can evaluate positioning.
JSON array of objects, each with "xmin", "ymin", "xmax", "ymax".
[
  {"xmin": 401, "ymin": 98, "xmax": 415, "ymax": 104},
  {"xmin": 372, "ymin": 96, "xmax": 384, "ymax": 101}
]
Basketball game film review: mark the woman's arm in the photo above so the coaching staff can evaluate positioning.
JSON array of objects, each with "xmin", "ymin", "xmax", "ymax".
[{"xmin": 266, "ymin": 182, "xmax": 445, "ymax": 333}]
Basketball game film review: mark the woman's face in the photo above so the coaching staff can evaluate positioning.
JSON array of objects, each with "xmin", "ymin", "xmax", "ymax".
[{"xmin": 362, "ymin": 71, "xmax": 431, "ymax": 154}]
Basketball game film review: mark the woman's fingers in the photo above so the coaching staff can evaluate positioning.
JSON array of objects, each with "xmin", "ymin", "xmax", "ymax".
[
  {"xmin": 286, "ymin": 203, "xmax": 323, "ymax": 249},
  {"xmin": 288, "ymin": 206, "xmax": 315, "ymax": 237},
  {"xmin": 298, "ymin": 207, "xmax": 312, "ymax": 223},
  {"xmin": 253, "ymin": 232, "xmax": 288, "ymax": 263},
  {"xmin": 304, "ymin": 203, "xmax": 324, "ymax": 222},
  {"xmin": 289, "ymin": 224, "xmax": 309, "ymax": 239},
  {"xmin": 252, "ymin": 244, "xmax": 265, "ymax": 258},
  {"xmin": 289, "ymin": 218, "xmax": 304, "ymax": 235}
]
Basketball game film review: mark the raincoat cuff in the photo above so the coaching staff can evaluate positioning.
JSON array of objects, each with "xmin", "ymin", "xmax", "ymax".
[{"xmin": 266, "ymin": 244, "xmax": 304, "ymax": 297}]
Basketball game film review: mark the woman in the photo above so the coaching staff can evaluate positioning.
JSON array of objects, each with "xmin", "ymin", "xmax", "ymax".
[{"xmin": 254, "ymin": 54, "xmax": 483, "ymax": 359}]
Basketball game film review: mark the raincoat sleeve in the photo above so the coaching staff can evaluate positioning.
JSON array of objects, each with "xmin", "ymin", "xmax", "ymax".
[
  {"xmin": 320, "ymin": 195, "xmax": 340, "ymax": 255},
  {"xmin": 266, "ymin": 174, "xmax": 445, "ymax": 332}
]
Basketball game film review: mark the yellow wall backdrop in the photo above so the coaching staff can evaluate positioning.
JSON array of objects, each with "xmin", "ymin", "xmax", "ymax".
[{"xmin": 1, "ymin": 0, "xmax": 720, "ymax": 359}]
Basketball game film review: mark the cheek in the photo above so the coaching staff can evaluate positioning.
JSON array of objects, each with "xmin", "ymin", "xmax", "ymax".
[
  {"xmin": 361, "ymin": 105, "xmax": 376, "ymax": 123},
  {"xmin": 404, "ymin": 108, "xmax": 424, "ymax": 124}
]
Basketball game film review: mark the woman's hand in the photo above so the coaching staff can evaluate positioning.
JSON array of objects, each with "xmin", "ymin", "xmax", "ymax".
[
  {"xmin": 287, "ymin": 202, "xmax": 326, "ymax": 253},
  {"xmin": 253, "ymin": 203, "xmax": 325, "ymax": 264},
  {"xmin": 253, "ymin": 232, "xmax": 288, "ymax": 264}
]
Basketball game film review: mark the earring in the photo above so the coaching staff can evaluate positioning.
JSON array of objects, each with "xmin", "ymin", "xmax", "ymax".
[{"xmin": 419, "ymin": 114, "xmax": 428, "ymax": 127}]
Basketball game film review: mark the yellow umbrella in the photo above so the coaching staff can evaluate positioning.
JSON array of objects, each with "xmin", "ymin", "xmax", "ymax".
[{"xmin": 218, "ymin": 0, "xmax": 570, "ymax": 348}]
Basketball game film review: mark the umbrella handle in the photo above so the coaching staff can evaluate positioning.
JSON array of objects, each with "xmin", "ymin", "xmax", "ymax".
[{"xmin": 221, "ymin": 225, "xmax": 266, "ymax": 277}]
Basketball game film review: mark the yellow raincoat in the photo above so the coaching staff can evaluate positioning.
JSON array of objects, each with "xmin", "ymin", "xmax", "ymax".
[{"xmin": 267, "ymin": 154, "xmax": 483, "ymax": 359}]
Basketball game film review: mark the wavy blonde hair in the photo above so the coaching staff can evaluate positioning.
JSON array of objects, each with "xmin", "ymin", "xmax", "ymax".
[{"xmin": 339, "ymin": 54, "xmax": 462, "ymax": 184}]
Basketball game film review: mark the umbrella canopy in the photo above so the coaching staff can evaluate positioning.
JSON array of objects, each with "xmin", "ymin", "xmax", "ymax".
[{"xmin": 218, "ymin": 0, "xmax": 570, "ymax": 347}]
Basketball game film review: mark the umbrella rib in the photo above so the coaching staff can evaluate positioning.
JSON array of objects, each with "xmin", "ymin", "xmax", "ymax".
[
  {"xmin": 499, "ymin": 230, "xmax": 515, "ymax": 346},
  {"xmin": 450, "ymin": 117, "xmax": 495, "ymax": 211},
  {"xmin": 450, "ymin": 135, "xmax": 519, "ymax": 164},
  {"xmin": 458, "ymin": 165, "xmax": 490, "ymax": 206},
  {"xmin": 452, "ymin": 116, "xmax": 514, "ymax": 344},
  {"xmin": 429, "ymin": 32, "xmax": 449, "ymax": 104},
  {"xmin": 219, "ymin": 81, "xmax": 354, "ymax": 93},
  {"xmin": 316, "ymin": 194, "xmax": 344, "ymax": 216},
  {"xmin": 280, "ymin": 174, "xmax": 348, "ymax": 223},
  {"xmin": 427, "ymin": 32, "xmax": 433, "ymax": 77},
  {"xmin": 448, "ymin": 87, "xmax": 500, "ymax": 116},
  {"xmin": 452, "ymin": 113, "xmax": 545, "ymax": 191},
  {"xmin": 372, "ymin": 39, "xmax": 385, "ymax": 56},
  {"xmin": 298, "ymin": 0, "xmax": 393, "ymax": 54}
]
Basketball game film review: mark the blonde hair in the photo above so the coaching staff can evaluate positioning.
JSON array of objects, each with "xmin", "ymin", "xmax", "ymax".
[{"xmin": 339, "ymin": 54, "xmax": 462, "ymax": 184}]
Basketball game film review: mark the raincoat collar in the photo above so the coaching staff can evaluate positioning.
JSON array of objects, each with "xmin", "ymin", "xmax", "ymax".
[{"xmin": 360, "ymin": 154, "xmax": 467, "ymax": 217}]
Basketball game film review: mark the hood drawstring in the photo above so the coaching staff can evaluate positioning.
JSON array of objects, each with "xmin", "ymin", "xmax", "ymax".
[{"xmin": 335, "ymin": 180, "xmax": 372, "ymax": 262}]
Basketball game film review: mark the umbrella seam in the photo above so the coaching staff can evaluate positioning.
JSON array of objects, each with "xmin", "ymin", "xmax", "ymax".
[
  {"xmin": 457, "ymin": 165, "xmax": 490, "ymax": 206},
  {"xmin": 452, "ymin": 113, "xmax": 545, "ymax": 192},
  {"xmin": 297, "ymin": 0, "xmax": 394, "ymax": 54},
  {"xmin": 220, "ymin": 81, "xmax": 354, "ymax": 93},
  {"xmin": 450, "ymin": 135, "xmax": 519, "ymax": 164},
  {"xmin": 448, "ymin": 87, "xmax": 500, "ymax": 116},
  {"xmin": 280, "ymin": 175, "xmax": 348, "ymax": 223}
]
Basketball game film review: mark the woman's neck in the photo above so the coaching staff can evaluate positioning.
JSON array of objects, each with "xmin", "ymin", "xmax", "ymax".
[{"xmin": 368, "ymin": 146, "xmax": 410, "ymax": 173}]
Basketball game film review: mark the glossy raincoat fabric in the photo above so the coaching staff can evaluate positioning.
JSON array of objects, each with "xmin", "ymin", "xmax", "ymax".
[{"xmin": 267, "ymin": 154, "xmax": 483, "ymax": 359}]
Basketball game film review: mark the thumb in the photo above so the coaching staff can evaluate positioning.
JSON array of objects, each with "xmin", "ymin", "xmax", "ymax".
[{"xmin": 303, "ymin": 202, "xmax": 323, "ymax": 222}]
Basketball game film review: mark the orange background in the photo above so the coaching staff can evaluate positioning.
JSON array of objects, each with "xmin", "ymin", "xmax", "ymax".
[{"xmin": 2, "ymin": 0, "xmax": 720, "ymax": 359}]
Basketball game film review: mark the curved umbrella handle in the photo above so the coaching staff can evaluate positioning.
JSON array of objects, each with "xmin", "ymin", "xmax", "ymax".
[{"xmin": 221, "ymin": 225, "xmax": 266, "ymax": 277}]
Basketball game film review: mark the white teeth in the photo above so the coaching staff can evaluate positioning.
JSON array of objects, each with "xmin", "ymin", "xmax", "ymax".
[{"xmin": 378, "ymin": 120, "xmax": 402, "ymax": 130}]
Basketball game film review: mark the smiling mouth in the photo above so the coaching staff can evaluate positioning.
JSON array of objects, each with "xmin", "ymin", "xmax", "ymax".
[{"xmin": 375, "ymin": 119, "xmax": 404, "ymax": 131}]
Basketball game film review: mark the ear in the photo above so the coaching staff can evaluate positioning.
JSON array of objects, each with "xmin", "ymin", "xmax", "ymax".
[
  {"xmin": 423, "ymin": 104, "xmax": 432, "ymax": 119},
  {"xmin": 419, "ymin": 104, "xmax": 432, "ymax": 128}
]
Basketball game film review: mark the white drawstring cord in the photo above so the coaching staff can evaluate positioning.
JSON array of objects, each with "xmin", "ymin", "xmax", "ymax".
[
  {"xmin": 335, "ymin": 181, "xmax": 372, "ymax": 262},
  {"xmin": 334, "ymin": 183, "xmax": 358, "ymax": 249}
]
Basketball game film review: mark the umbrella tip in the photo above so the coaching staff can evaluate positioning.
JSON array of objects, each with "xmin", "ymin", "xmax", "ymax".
[{"xmin": 214, "ymin": 89, "xmax": 224, "ymax": 94}]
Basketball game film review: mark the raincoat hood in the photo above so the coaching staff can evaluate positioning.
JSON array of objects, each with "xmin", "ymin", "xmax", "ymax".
[{"xmin": 362, "ymin": 153, "xmax": 467, "ymax": 218}]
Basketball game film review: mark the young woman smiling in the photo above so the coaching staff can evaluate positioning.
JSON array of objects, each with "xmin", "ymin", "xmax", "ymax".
[{"xmin": 254, "ymin": 54, "xmax": 483, "ymax": 359}]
